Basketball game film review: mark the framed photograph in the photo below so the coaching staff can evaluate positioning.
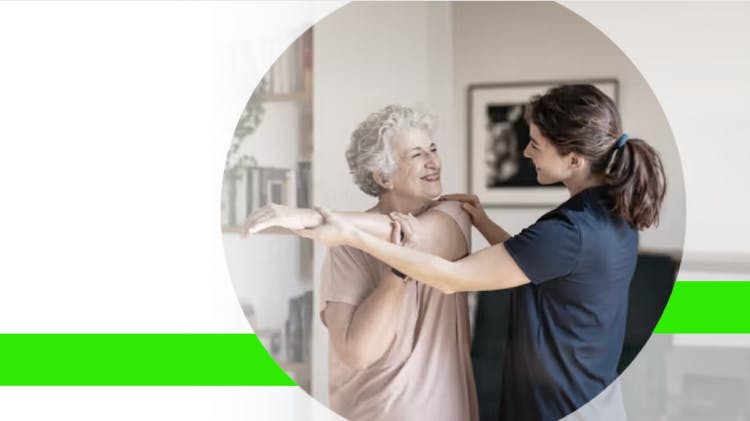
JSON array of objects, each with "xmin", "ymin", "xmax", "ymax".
[{"xmin": 468, "ymin": 79, "xmax": 618, "ymax": 207}]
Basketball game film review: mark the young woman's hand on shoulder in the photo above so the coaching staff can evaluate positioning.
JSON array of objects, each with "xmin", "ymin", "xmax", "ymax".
[
  {"xmin": 439, "ymin": 193, "xmax": 510, "ymax": 245},
  {"xmin": 439, "ymin": 194, "xmax": 490, "ymax": 228}
]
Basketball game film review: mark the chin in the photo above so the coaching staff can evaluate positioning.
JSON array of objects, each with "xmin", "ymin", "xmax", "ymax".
[
  {"xmin": 416, "ymin": 182, "xmax": 441, "ymax": 198},
  {"xmin": 536, "ymin": 174, "xmax": 553, "ymax": 185}
]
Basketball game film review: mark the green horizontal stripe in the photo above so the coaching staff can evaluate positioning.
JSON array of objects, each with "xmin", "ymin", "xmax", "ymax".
[
  {"xmin": 654, "ymin": 281, "xmax": 750, "ymax": 333},
  {"xmin": 1, "ymin": 283, "xmax": 747, "ymax": 385},
  {"xmin": 0, "ymin": 334, "xmax": 295, "ymax": 386}
]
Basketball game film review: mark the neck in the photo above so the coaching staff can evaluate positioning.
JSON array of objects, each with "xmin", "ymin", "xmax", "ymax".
[
  {"xmin": 375, "ymin": 191, "xmax": 433, "ymax": 214},
  {"xmin": 564, "ymin": 173, "xmax": 604, "ymax": 197}
]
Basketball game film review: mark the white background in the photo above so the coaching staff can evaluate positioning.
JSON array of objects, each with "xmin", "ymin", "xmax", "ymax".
[{"xmin": 1, "ymin": 1, "xmax": 749, "ymax": 420}]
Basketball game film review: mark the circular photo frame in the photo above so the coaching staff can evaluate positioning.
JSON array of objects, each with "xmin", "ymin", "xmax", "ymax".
[{"xmin": 222, "ymin": 3, "xmax": 685, "ymax": 420}]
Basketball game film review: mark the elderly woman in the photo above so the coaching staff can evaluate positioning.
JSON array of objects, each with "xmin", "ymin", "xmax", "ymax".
[{"xmin": 245, "ymin": 105, "xmax": 478, "ymax": 421}]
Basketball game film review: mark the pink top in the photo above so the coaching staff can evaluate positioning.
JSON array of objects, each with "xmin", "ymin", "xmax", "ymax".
[{"xmin": 319, "ymin": 201, "xmax": 479, "ymax": 421}]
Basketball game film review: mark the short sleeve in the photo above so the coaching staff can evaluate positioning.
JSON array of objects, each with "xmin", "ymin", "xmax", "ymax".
[
  {"xmin": 319, "ymin": 246, "xmax": 377, "ymax": 326},
  {"xmin": 503, "ymin": 212, "xmax": 580, "ymax": 285},
  {"xmin": 428, "ymin": 200, "xmax": 472, "ymax": 251}
]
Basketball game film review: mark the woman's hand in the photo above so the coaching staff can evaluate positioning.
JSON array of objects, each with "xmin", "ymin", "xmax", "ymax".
[
  {"xmin": 295, "ymin": 207, "xmax": 357, "ymax": 247},
  {"xmin": 388, "ymin": 212, "xmax": 422, "ymax": 250},
  {"xmin": 242, "ymin": 203, "xmax": 322, "ymax": 237},
  {"xmin": 441, "ymin": 193, "xmax": 510, "ymax": 245},
  {"xmin": 439, "ymin": 193, "xmax": 491, "ymax": 229}
]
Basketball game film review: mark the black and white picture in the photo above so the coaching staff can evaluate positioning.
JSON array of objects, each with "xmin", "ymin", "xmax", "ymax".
[
  {"xmin": 469, "ymin": 80, "xmax": 618, "ymax": 206},
  {"xmin": 484, "ymin": 103, "xmax": 537, "ymax": 188}
]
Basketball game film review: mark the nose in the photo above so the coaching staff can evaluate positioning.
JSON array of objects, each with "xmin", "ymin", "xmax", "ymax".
[
  {"xmin": 425, "ymin": 150, "xmax": 440, "ymax": 170},
  {"xmin": 522, "ymin": 142, "xmax": 532, "ymax": 159}
]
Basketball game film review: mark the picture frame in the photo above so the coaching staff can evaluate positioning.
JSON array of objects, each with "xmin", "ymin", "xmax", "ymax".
[{"xmin": 468, "ymin": 79, "xmax": 618, "ymax": 207}]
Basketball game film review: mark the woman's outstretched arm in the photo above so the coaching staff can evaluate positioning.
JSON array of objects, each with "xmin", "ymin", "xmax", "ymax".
[
  {"xmin": 297, "ymin": 207, "xmax": 530, "ymax": 293},
  {"xmin": 242, "ymin": 204, "xmax": 392, "ymax": 241},
  {"xmin": 243, "ymin": 202, "xmax": 469, "ymax": 261}
]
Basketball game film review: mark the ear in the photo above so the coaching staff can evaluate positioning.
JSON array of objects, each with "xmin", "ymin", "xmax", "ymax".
[
  {"xmin": 372, "ymin": 172, "xmax": 394, "ymax": 190},
  {"xmin": 569, "ymin": 153, "xmax": 586, "ymax": 170}
]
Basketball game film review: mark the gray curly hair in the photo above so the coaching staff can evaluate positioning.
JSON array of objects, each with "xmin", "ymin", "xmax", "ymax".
[{"xmin": 346, "ymin": 104, "xmax": 436, "ymax": 197}]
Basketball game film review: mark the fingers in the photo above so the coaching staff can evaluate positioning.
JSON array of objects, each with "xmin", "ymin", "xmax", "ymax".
[
  {"xmin": 244, "ymin": 210, "xmax": 272, "ymax": 235},
  {"xmin": 389, "ymin": 212, "xmax": 415, "ymax": 243},
  {"xmin": 461, "ymin": 202, "xmax": 476, "ymax": 214},
  {"xmin": 292, "ymin": 228, "xmax": 314, "ymax": 239},
  {"xmin": 440, "ymin": 193, "xmax": 472, "ymax": 201},
  {"xmin": 314, "ymin": 206, "xmax": 333, "ymax": 220},
  {"xmin": 462, "ymin": 202, "xmax": 486, "ymax": 222},
  {"xmin": 439, "ymin": 193, "xmax": 461, "ymax": 200},
  {"xmin": 242, "ymin": 203, "xmax": 283, "ymax": 236},
  {"xmin": 242, "ymin": 213, "xmax": 261, "ymax": 236},
  {"xmin": 439, "ymin": 193, "xmax": 480, "ymax": 207},
  {"xmin": 389, "ymin": 220, "xmax": 402, "ymax": 245}
]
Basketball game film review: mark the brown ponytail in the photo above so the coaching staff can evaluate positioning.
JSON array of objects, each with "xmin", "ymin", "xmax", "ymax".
[
  {"xmin": 527, "ymin": 84, "xmax": 667, "ymax": 230},
  {"xmin": 603, "ymin": 138, "xmax": 666, "ymax": 229}
]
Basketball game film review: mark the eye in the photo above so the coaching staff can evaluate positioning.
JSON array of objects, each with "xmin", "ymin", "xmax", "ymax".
[{"xmin": 411, "ymin": 152, "xmax": 422, "ymax": 158}]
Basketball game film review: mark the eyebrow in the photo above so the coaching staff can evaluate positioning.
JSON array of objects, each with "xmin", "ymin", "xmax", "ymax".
[{"xmin": 407, "ymin": 143, "xmax": 436, "ymax": 152}]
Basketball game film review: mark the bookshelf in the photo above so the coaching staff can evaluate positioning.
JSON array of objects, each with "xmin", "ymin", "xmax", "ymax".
[
  {"xmin": 222, "ymin": 28, "xmax": 314, "ymax": 230},
  {"xmin": 221, "ymin": 28, "xmax": 315, "ymax": 395}
]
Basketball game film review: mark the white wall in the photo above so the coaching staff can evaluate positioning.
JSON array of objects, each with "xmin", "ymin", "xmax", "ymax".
[
  {"xmin": 452, "ymin": 2, "xmax": 685, "ymax": 253},
  {"xmin": 312, "ymin": 1, "xmax": 454, "ymax": 402},
  {"xmin": 222, "ymin": 234, "xmax": 310, "ymax": 330}
]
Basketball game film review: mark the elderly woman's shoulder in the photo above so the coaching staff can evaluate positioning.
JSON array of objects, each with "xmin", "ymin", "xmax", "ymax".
[{"xmin": 427, "ymin": 199, "xmax": 467, "ymax": 219}]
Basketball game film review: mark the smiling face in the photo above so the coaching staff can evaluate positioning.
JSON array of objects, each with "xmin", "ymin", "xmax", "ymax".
[
  {"xmin": 386, "ymin": 128, "xmax": 442, "ymax": 200},
  {"xmin": 523, "ymin": 123, "xmax": 575, "ymax": 185}
]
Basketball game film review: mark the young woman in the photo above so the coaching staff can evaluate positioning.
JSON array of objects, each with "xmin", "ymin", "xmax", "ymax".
[{"xmin": 284, "ymin": 84, "xmax": 667, "ymax": 420}]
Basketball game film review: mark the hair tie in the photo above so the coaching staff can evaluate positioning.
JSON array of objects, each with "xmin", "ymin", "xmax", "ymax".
[
  {"xmin": 616, "ymin": 133, "xmax": 629, "ymax": 149},
  {"xmin": 606, "ymin": 133, "xmax": 629, "ymax": 175}
]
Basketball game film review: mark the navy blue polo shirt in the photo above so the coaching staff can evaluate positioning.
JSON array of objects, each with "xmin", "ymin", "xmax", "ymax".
[{"xmin": 500, "ymin": 186, "xmax": 638, "ymax": 421}]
